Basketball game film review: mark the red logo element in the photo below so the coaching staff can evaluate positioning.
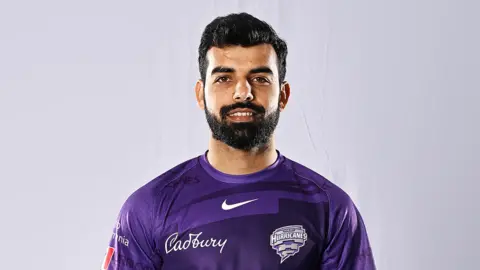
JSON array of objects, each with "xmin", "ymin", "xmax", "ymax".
[{"xmin": 101, "ymin": 247, "xmax": 115, "ymax": 270}]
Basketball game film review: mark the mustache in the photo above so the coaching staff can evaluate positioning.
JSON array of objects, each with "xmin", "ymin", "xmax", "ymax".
[{"xmin": 220, "ymin": 102, "xmax": 266, "ymax": 118}]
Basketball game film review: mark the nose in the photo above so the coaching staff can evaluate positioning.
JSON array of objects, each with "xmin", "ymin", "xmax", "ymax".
[{"xmin": 233, "ymin": 81, "xmax": 254, "ymax": 102}]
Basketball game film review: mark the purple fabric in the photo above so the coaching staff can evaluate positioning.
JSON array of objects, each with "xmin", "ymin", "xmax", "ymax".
[{"xmin": 102, "ymin": 151, "xmax": 376, "ymax": 269}]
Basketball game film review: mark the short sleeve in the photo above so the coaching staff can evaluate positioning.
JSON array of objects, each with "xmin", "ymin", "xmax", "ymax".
[
  {"xmin": 101, "ymin": 191, "xmax": 163, "ymax": 270},
  {"xmin": 321, "ymin": 195, "xmax": 376, "ymax": 270}
]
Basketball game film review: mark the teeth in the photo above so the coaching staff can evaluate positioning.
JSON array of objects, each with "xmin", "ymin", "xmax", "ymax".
[{"xmin": 230, "ymin": 112, "xmax": 253, "ymax": 117}]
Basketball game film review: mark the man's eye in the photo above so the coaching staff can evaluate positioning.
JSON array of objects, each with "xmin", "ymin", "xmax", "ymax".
[
  {"xmin": 253, "ymin": 77, "xmax": 269, "ymax": 84},
  {"xmin": 215, "ymin": 76, "xmax": 230, "ymax": 83}
]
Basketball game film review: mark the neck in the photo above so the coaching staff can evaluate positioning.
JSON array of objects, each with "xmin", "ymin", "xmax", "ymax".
[{"xmin": 207, "ymin": 137, "xmax": 278, "ymax": 175}]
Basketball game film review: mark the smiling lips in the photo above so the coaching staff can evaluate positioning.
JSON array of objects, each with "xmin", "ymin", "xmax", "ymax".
[{"xmin": 227, "ymin": 109, "xmax": 257, "ymax": 122}]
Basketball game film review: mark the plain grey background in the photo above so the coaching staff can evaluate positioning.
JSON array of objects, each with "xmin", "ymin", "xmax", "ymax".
[{"xmin": 0, "ymin": 0, "xmax": 478, "ymax": 269}]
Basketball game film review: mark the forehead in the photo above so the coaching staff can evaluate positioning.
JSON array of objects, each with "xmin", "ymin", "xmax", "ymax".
[{"xmin": 206, "ymin": 44, "xmax": 278, "ymax": 75}]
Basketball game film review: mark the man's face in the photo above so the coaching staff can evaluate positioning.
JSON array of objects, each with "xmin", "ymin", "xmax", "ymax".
[{"xmin": 196, "ymin": 44, "xmax": 290, "ymax": 151}]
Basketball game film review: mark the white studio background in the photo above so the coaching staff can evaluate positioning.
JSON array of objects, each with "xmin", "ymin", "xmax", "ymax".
[{"xmin": 0, "ymin": 0, "xmax": 478, "ymax": 269}]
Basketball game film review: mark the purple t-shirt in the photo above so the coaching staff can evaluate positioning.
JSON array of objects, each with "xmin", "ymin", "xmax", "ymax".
[{"xmin": 101, "ymin": 151, "xmax": 376, "ymax": 269}]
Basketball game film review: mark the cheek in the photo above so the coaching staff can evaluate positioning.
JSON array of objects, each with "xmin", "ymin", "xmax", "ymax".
[
  {"xmin": 204, "ymin": 94, "xmax": 224, "ymax": 115},
  {"xmin": 206, "ymin": 88, "xmax": 232, "ymax": 109},
  {"xmin": 263, "ymin": 91, "xmax": 281, "ymax": 113},
  {"xmin": 266, "ymin": 103, "xmax": 279, "ymax": 115}
]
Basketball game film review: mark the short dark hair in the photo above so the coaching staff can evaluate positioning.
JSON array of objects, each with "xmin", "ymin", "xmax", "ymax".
[{"xmin": 198, "ymin": 12, "xmax": 288, "ymax": 83}]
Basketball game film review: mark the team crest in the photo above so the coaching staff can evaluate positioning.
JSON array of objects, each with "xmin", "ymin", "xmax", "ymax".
[{"xmin": 270, "ymin": 225, "xmax": 308, "ymax": 263}]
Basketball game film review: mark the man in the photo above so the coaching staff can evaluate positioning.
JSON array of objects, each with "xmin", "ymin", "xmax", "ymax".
[{"xmin": 101, "ymin": 12, "xmax": 376, "ymax": 270}]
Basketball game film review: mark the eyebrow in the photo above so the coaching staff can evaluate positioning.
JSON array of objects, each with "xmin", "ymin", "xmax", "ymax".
[{"xmin": 211, "ymin": 66, "xmax": 274, "ymax": 76}]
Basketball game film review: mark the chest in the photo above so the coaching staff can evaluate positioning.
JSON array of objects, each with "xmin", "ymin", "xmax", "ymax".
[{"xmin": 156, "ymin": 185, "xmax": 329, "ymax": 269}]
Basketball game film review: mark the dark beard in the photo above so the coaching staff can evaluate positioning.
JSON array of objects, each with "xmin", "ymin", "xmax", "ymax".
[{"xmin": 203, "ymin": 96, "xmax": 281, "ymax": 151}]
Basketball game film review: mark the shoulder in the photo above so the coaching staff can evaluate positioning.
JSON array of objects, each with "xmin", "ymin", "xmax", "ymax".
[
  {"xmin": 119, "ymin": 156, "xmax": 201, "ymax": 220},
  {"xmin": 281, "ymin": 157, "xmax": 356, "ymax": 212},
  {"xmin": 281, "ymin": 157, "xmax": 363, "ymax": 240}
]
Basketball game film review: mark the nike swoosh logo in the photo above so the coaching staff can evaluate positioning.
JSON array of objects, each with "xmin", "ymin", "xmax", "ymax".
[{"xmin": 221, "ymin": 198, "xmax": 258, "ymax": 210}]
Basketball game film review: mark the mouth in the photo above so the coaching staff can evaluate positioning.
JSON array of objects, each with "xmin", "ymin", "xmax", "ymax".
[{"xmin": 226, "ymin": 109, "xmax": 257, "ymax": 123}]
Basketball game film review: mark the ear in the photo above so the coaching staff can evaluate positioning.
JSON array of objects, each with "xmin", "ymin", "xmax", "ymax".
[
  {"xmin": 195, "ymin": 80, "xmax": 205, "ymax": 110},
  {"xmin": 279, "ymin": 81, "xmax": 291, "ymax": 111}
]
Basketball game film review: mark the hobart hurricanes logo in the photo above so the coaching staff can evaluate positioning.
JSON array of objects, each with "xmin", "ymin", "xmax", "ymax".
[{"xmin": 270, "ymin": 225, "xmax": 308, "ymax": 263}]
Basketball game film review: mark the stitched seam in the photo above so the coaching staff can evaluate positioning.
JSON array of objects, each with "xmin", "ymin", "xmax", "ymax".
[
  {"xmin": 149, "ymin": 158, "xmax": 200, "ymax": 257},
  {"xmin": 282, "ymin": 162, "xmax": 333, "ymax": 245}
]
